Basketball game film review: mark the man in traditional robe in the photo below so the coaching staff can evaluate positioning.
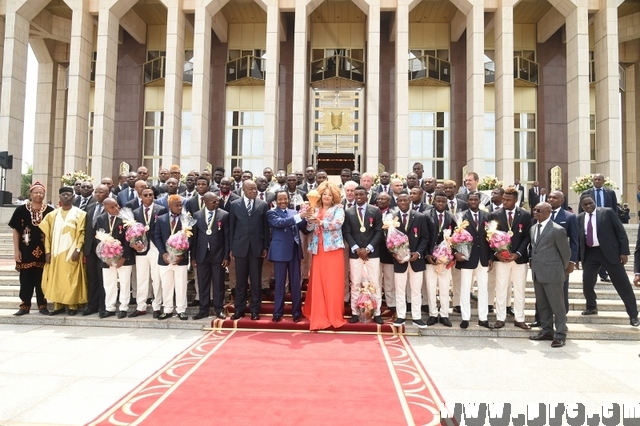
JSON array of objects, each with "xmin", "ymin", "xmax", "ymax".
[{"xmin": 40, "ymin": 186, "xmax": 87, "ymax": 315}]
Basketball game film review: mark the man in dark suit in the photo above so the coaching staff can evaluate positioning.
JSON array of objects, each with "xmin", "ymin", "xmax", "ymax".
[
  {"xmin": 297, "ymin": 166, "xmax": 317, "ymax": 193},
  {"xmin": 376, "ymin": 192, "xmax": 397, "ymax": 313},
  {"xmin": 343, "ymin": 185, "xmax": 384, "ymax": 324},
  {"xmin": 529, "ymin": 202, "xmax": 571, "ymax": 347},
  {"xmin": 73, "ymin": 181, "xmax": 96, "ymax": 212},
  {"xmin": 229, "ymin": 180, "xmax": 270, "ymax": 321},
  {"xmin": 444, "ymin": 180, "xmax": 467, "ymax": 216},
  {"xmin": 424, "ymin": 192, "xmax": 456, "ymax": 326},
  {"xmin": 489, "ymin": 187, "xmax": 532, "ymax": 329},
  {"xmin": 409, "ymin": 187, "xmax": 428, "ymax": 212},
  {"xmin": 633, "ymin": 223, "xmax": 640, "ymax": 290},
  {"xmin": 265, "ymin": 191, "xmax": 310, "ymax": 323},
  {"xmin": 156, "ymin": 178, "xmax": 187, "ymax": 210},
  {"xmin": 376, "ymin": 172, "xmax": 392, "ymax": 194},
  {"xmin": 124, "ymin": 180, "xmax": 146, "ymax": 211},
  {"xmin": 513, "ymin": 179, "xmax": 525, "ymax": 207},
  {"xmin": 185, "ymin": 175, "xmax": 209, "ymax": 215},
  {"xmin": 96, "ymin": 198, "xmax": 135, "ymax": 319},
  {"xmin": 391, "ymin": 193, "xmax": 429, "ymax": 329},
  {"xmin": 255, "ymin": 176, "xmax": 276, "ymax": 206},
  {"xmin": 82, "ymin": 184, "xmax": 110, "ymax": 316},
  {"xmin": 129, "ymin": 187, "xmax": 166, "ymax": 318},
  {"xmin": 528, "ymin": 181, "xmax": 541, "ymax": 208},
  {"xmin": 216, "ymin": 177, "xmax": 241, "ymax": 212},
  {"xmin": 117, "ymin": 172, "xmax": 138, "ymax": 207},
  {"xmin": 577, "ymin": 195, "xmax": 639, "ymax": 326},
  {"xmin": 422, "ymin": 176, "xmax": 437, "ymax": 207},
  {"xmin": 190, "ymin": 192, "xmax": 230, "ymax": 320},
  {"xmin": 454, "ymin": 192, "xmax": 493, "ymax": 329}
]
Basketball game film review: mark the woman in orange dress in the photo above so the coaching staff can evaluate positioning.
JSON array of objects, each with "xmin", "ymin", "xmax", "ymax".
[{"xmin": 302, "ymin": 181, "xmax": 347, "ymax": 330}]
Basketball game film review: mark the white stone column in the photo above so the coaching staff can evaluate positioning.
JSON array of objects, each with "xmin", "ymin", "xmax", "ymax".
[
  {"xmin": 394, "ymin": 0, "xmax": 409, "ymax": 173},
  {"xmin": 263, "ymin": 0, "xmax": 281, "ymax": 171},
  {"xmin": 365, "ymin": 0, "xmax": 380, "ymax": 174},
  {"xmin": 53, "ymin": 65, "xmax": 67, "ymax": 187},
  {"xmin": 494, "ymin": 0, "xmax": 514, "ymax": 183},
  {"xmin": 30, "ymin": 39, "xmax": 58, "ymax": 194},
  {"xmin": 593, "ymin": 0, "xmax": 621, "ymax": 184},
  {"xmin": 291, "ymin": 0, "xmax": 309, "ymax": 172},
  {"xmin": 161, "ymin": 0, "xmax": 185, "ymax": 167},
  {"xmin": 0, "ymin": 17, "xmax": 5, "ymax": 100},
  {"xmin": 622, "ymin": 65, "xmax": 635, "ymax": 215},
  {"xmin": 63, "ymin": 0, "xmax": 94, "ymax": 175},
  {"xmin": 464, "ymin": 1, "xmax": 485, "ymax": 174}
]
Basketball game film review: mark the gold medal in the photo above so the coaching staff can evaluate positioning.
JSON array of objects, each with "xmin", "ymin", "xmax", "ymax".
[
  {"xmin": 360, "ymin": 226, "xmax": 366, "ymax": 232},
  {"xmin": 508, "ymin": 230, "xmax": 513, "ymax": 236}
]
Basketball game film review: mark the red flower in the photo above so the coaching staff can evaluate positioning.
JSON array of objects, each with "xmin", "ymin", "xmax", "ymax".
[
  {"xmin": 369, "ymin": 217, "xmax": 373, "ymax": 226},
  {"xmin": 217, "ymin": 221, "xmax": 222, "ymax": 230},
  {"xmin": 518, "ymin": 223, "xmax": 523, "ymax": 233},
  {"xmin": 413, "ymin": 227, "xmax": 418, "ymax": 237},
  {"xmin": 118, "ymin": 225, "xmax": 123, "ymax": 233}
]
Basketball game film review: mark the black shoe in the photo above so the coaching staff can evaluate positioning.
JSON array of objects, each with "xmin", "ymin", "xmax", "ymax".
[
  {"xmin": 348, "ymin": 315, "xmax": 359, "ymax": 324},
  {"xmin": 460, "ymin": 320, "xmax": 469, "ymax": 329},
  {"xmin": 393, "ymin": 318, "xmax": 405, "ymax": 327},
  {"xmin": 251, "ymin": 313, "xmax": 260, "ymax": 321},
  {"xmin": 231, "ymin": 312, "xmax": 245, "ymax": 320},
  {"xmin": 14, "ymin": 307, "xmax": 30, "ymax": 316},
  {"xmin": 529, "ymin": 333, "xmax": 554, "ymax": 341},
  {"xmin": 292, "ymin": 315, "xmax": 302, "ymax": 323},
  {"xmin": 631, "ymin": 317, "xmax": 640, "ymax": 327},
  {"xmin": 192, "ymin": 311, "xmax": 208, "ymax": 320},
  {"xmin": 528, "ymin": 321, "xmax": 542, "ymax": 328},
  {"xmin": 440, "ymin": 317, "xmax": 452, "ymax": 327},
  {"xmin": 49, "ymin": 308, "xmax": 66, "ymax": 316},
  {"xmin": 581, "ymin": 308, "xmax": 598, "ymax": 315},
  {"xmin": 600, "ymin": 277, "xmax": 611, "ymax": 282},
  {"xmin": 551, "ymin": 338, "xmax": 566, "ymax": 348},
  {"xmin": 506, "ymin": 307, "xmax": 515, "ymax": 317},
  {"xmin": 470, "ymin": 292, "xmax": 478, "ymax": 301},
  {"xmin": 262, "ymin": 288, "xmax": 273, "ymax": 298},
  {"xmin": 421, "ymin": 305, "xmax": 429, "ymax": 314},
  {"xmin": 153, "ymin": 310, "xmax": 161, "ymax": 319},
  {"xmin": 146, "ymin": 298, "xmax": 153, "ymax": 305},
  {"xmin": 39, "ymin": 307, "xmax": 50, "ymax": 315},
  {"xmin": 82, "ymin": 309, "xmax": 98, "ymax": 316},
  {"xmin": 68, "ymin": 309, "xmax": 78, "ymax": 316},
  {"xmin": 452, "ymin": 306, "xmax": 461, "ymax": 314},
  {"xmin": 426, "ymin": 316, "xmax": 438, "ymax": 326},
  {"xmin": 188, "ymin": 300, "xmax": 200, "ymax": 307},
  {"xmin": 272, "ymin": 316, "xmax": 282, "ymax": 323},
  {"xmin": 215, "ymin": 312, "xmax": 226, "ymax": 320},
  {"xmin": 414, "ymin": 319, "xmax": 428, "ymax": 329},
  {"xmin": 129, "ymin": 297, "xmax": 136, "ymax": 306},
  {"xmin": 117, "ymin": 311, "xmax": 127, "ymax": 319},
  {"xmin": 487, "ymin": 305, "xmax": 494, "ymax": 313},
  {"xmin": 128, "ymin": 310, "xmax": 147, "ymax": 318},
  {"xmin": 157, "ymin": 312, "xmax": 173, "ymax": 320},
  {"xmin": 178, "ymin": 313, "xmax": 188, "ymax": 320},
  {"xmin": 478, "ymin": 320, "xmax": 493, "ymax": 329},
  {"xmin": 99, "ymin": 311, "xmax": 115, "ymax": 318},
  {"xmin": 374, "ymin": 316, "xmax": 383, "ymax": 325}
]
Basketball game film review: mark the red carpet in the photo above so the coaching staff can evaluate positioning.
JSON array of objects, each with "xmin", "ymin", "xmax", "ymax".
[{"xmin": 88, "ymin": 331, "xmax": 449, "ymax": 425}]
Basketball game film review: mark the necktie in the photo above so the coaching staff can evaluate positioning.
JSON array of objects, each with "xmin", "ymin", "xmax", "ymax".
[
  {"xmin": 551, "ymin": 210, "xmax": 557, "ymax": 221},
  {"xmin": 586, "ymin": 213, "xmax": 594, "ymax": 247},
  {"xmin": 536, "ymin": 223, "xmax": 542, "ymax": 243},
  {"xmin": 207, "ymin": 210, "xmax": 213, "ymax": 225},
  {"xmin": 402, "ymin": 213, "xmax": 408, "ymax": 226},
  {"xmin": 171, "ymin": 214, "xmax": 178, "ymax": 228},
  {"xmin": 596, "ymin": 189, "xmax": 602, "ymax": 207},
  {"xmin": 535, "ymin": 187, "xmax": 538, "ymax": 196},
  {"xmin": 79, "ymin": 197, "xmax": 88, "ymax": 210},
  {"xmin": 473, "ymin": 213, "xmax": 478, "ymax": 229},
  {"xmin": 383, "ymin": 185, "xmax": 388, "ymax": 193},
  {"xmin": 260, "ymin": 193, "xmax": 264, "ymax": 201},
  {"xmin": 109, "ymin": 215, "xmax": 116, "ymax": 230},
  {"xmin": 450, "ymin": 200, "xmax": 454, "ymax": 212},
  {"xmin": 144, "ymin": 206, "xmax": 150, "ymax": 222},
  {"xmin": 199, "ymin": 196, "xmax": 204, "ymax": 210},
  {"xmin": 438, "ymin": 213, "xmax": 443, "ymax": 228},
  {"xmin": 413, "ymin": 204, "xmax": 419, "ymax": 211},
  {"xmin": 129, "ymin": 188, "xmax": 134, "ymax": 200},
  {"xmin": 246, "ymin": 200, "xmax": 252, "ymax": 214},
  {"xmin": 93, "ymin": 204, "xmax": 103, "ymax": 226},
  {"xmin": 347, "ymin": 202, "xmax": 352, "ymax": 208},
  {"xmin": 428, "ymin": 194, "xmax": 432, "ymax": 205},
  {"xmin": 508, "ymin": 211, "xmax": 513, "ymax": 227},
  {"xmin": 358, "ymin": 206, "xmax": 364, "ymax": 221},
  {"xmin": 236, "ymin": 182, "xmax": 240, "ymax": 190}
]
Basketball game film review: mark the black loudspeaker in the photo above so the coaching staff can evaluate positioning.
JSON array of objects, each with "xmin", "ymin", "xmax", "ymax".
[
  {"xmin": 0, "ymin": 151, "xmax": 13, "ymax": 169},
  {"xmin": 0, "ymin": 191, "xmax": 12, "ymax": 206}
]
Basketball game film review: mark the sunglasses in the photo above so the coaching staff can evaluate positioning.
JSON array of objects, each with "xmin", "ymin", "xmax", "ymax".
[
  {"xmin": 532, "ymin": 208, "xmax": 543, "ymax": 213},
  {"xmin": 142, "ymin": 194, "xmax": 154, "ymax": 198}
]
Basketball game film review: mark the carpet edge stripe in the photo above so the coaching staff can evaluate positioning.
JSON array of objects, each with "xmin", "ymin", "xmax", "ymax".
[{"xmin": 377, "ymin": 334, "xmax": 417, "ymax": 426}]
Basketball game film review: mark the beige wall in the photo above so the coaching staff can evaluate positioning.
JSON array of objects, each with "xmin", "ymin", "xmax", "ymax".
[
  {"xmin": 226, "ymin": 86, "xmax": 265, "ymax": 110},
  {"xmin": 408, "ymin": 86, "xmax": 450, "ymax": 111},
  {"xmin": 228, "ymin": 24, "xmax": 267, "ymax": 50},
  {"xmin": 408, "ymin": 23, "xmax": 449, "ymax": 49},
  {"xmin": 310, "ymin": 23, "xmax": 365, "ymax": 48}
]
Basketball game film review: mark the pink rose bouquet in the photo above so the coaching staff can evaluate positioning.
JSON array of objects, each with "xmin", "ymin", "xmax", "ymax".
[
  {"xmin": 485, "ymin": 220, "xmax": 512, "ymax": 260},
  {"xmin": 165, "ymin": 213, "xmax": 196, "ymax": 264},
  {"xmin": 95, "ymin": 231, "xmax": 123, "ymax": 267},
  {"xmin": 355, "ymin": 283, "xmax": 378, "ymax": 323},
  {"xmin": 383, "ymin": 216, "xmax": 410, "ymax": 263},
  {"xmin": 450, "ymin": 219, "xmax": 473, "ymax": 261},
  {"xmin": 432, "ymin": 230, "xmax": 454, "ymax": 274},
  {"xmin": 119, "ymin": 208, "xmax": 148, "ymax": 251}
]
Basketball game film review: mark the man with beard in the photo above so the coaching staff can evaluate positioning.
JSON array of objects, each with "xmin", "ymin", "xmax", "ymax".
[{"xmin": 298, "ymin": 166, "xmax": 317, "ymax": 192}]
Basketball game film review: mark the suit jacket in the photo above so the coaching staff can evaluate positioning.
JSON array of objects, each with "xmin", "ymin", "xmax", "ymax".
[
  {"xmin": 266, "ymin": 208, "xmax": 308, "ymax": 262},
  {"xmin": 376, "ymin": 184, "xmax": 392, "ymax": 194},
  {"xmin": 530, "ymin": 220, "xmax": 570, "ymax": 284},
  {"xmin": 216, "ymin": 192, "xmax": 240, "ymax": 212},
  {"xmin": 124, "ymin": 197, "xmax": 141, "ymax": 211},
  {"xmin": 132, "ymin": 203, "xmax": 166, "ymax": 256},
  {"xmin": 117, "ymin": 187, "xmax": 137, "ymax": 207},
  {"xmin": 84, "ymin": 202, "xmax": 104, "ymax": 258},
  {"xmin": 552, "ymin": 208, "xmax": 579, "ymax": 263},
  {"xmin": 410, "ymin": 202, "xmax": 428, "ymax": 213},
  {"xmin": 298, "ymin": 182, "xmax": 317, "ymax": 193},
  {"xmin": 284, "ymin": 189, "xmax": 307, "ymax": 210},
  {"xmin": 190, "ymin": 208, "xmax": 230, "ymax": 264},
  {"xmin": 256, "ymin": 191, "xmax": 276, "ymax": 208},
  {"xmin": 185, "ymin": 194, "xmax": 206, "ymax": 215},
  {"xmin": 514, "ymin": 184, "xmax": 525, "ymax": 206},
  {"xmin": 73, "ymin": 195, "xmax": 96, "ymax": 212},
  {"xmin": 446, "ymin": 198, "xmax": 468, "ymax": 216},
  {"xmin": 489, "ymin": 207, "xmax": 532, "ymax": 263},
  {"xmin": 94, "ymin": 214, "xmax": 135, "ymax": 268},
  {"xmin": 577, "ymin": 207, "xmax": 629, "ymax": 264},
  {"xmin": 455, "ymin": 209, "xmax": 492, "ymax": 269},
  {"xmin": 392, "ymin": 210, "xmax": 429, "ymax": 273},
  {"xmin": 229, "ymin": 198, "xmax": 270, "ymax": 258},
  {"xmin": 152, "ymin": 212, "xmax": 191, "ymax": 266},
  {"xmin": 156, "ymin": 193, "xmax": 187, "ymax": 211},
  {"xmin": 342, "ymin": 203, "xmax": 383, "ymax": 259},
  {"xmin": 579, "ymin": 187, "xmax": 619, "ymax": 214},
  {"xmin": 528, "ymin": 187, "xmax": 541, "ymax": 207},
  {"xmin": 457, "ymin": 191, "xmax": 490, "ymax": 207},
  {"xmin": 426, "ymin": 209, "xmax": 457, "ymax": 254},
  {"xmin": 634, "ymin": 223, "xmax": 640, "ymax": 274}
]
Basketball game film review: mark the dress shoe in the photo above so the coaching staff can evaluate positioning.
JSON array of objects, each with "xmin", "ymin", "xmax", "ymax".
[
  {"xmin": 600, "ymin": 277, "xmax": 611, "ymax": 282},
  {"xmin": 292, "ymin": 315, "xmax": 302, "ymax": 323},
  {"xmin": 440, "ymin": 317, "xmax": 452, "ymax": 327},
  {"xmin": 529, "ymin": 333, "xmax": 554, "ymax": 341},
  {"xmin": 82, "ymin": 309, "xmax": 98, "ymax": 316},
  {"xmin": 49, "ymin": 308, "xmax": 66, "ymax": 316},
  {"xmin": 178, "ymin": 313, "xmax": 188, "ymax": 321},
  {"xmin": 157, "ymin": 312, "xmax": 173, "ymax": 320},
  {"xmin": 581, "ymin": 308, "xmax": 598, "ymax": 315},
  {"xmin": 460, "ymin": 320, "xmax": 469, "ymax": 329},
  {"xmin": 153, "ymin": 310, "xmax": 161, "ymax": 319},
  {"xmin": 528, "ymin": 321, "xmax": 541, "ymax": 328},
  {"xmin": 421, "ymin": 305, "xmax": 429, "ymax": 314},
  {"xmin": 272, "ymin": 316, "xmax": 282, "ymax": 323},
  {"xmin": 478, "ymin": 320, "xmax": 493, "ymax": 329},
  {"xmin": 192, "ymin": 311, "xmax": 208, "ymax": 320},
  {"xmin": 262, "ymin": 288, "xmax": 273, "ymax": 298},
  {"xmin": 493, "ymin": 320, "xmax": 505, "ymax": 329},
  {"xmin": 630, "ymin": 317, "xmax": 640, "ymax": 327},
  {"xmin": 146, "ymin": 298, "xmax": 153, "ymax": 305},
  {"xmin": 188, "ymin": 300, "xmax": 200, "ymax": 307},
  {"xmin": 470, "ymin": 292, "xmax": 478, "ymax": 301},
  {"xmin": 68, "ymin": 309, "xmax": 78, "ymax": 316},
  {"xmin": 14, "ymin": 306, "xmax": 30, "ymax": 316},
  {"xmin": 506, "ymin": 307, "xmax": 515, "ymax": 317},
  {"xmin": 374, "ymin": 316, "xmax": 383, "ymax": 325},
  {"xmin": 129, "ymin": 297, "xmax": 137, "ymax": 306},
  {"xmin": 117, "ymin": 311, "xmax": 127, "ymax": 319},
  {"xmin": 426, "ymin": 316, "xmax": 438, "ymax": 326},
  {"xmin": 452, "ymin": 306, "xmax": 461, "ymax": 314},
  {"xmin": 487, "ymin": 305, "xmax": 494, "ymax": 313},
  {"xmin": 128, "ymin": 310, "xmax": 146, "ymax": 318},
  {"xmin": 393, "ymin": 318, "xmax": 405, "ymax": 327},
  {"xmin": 348, "ymin": 315, "xmax": 359, "ymax": 324},
  {"xmin": 414, "ymin": 319, "xmax": 428, "ymax": 329},
  {"xmin": 251, "ymin": 313, "xmax": 260, "ymax": 321},
  {"xmin": 39, "ymin": 307, "xmax": 50, "ymax": 315},
  {"xmin": 514, "ymin": 321, "xmax": 531, "ymax": 330},
  {"xmin": 551, "ymin": 338, "xmax": 566, "ymax": 348},
  {"xmin": 99, "ymin": 310, "xmax": 115, "ymax": 318},
  {"xmin": 231, "ymin": 312, "xmax": 245, "ymax": 320}
]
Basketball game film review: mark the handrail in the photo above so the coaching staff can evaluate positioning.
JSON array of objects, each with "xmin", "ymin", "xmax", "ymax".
[
  {"xmin": 226, "ymin": 55, "xmax": 266, "ymax": 83},
  {"xmin": 408, "ymin": 54, "xmax": 451, "ymax": 83},
  {"xmin": 514, "ymin": 56, "xmax": 538, "ymax": 85},
  {"xmin": 310, "ymin": 54, "xmax": 365, "ymax": 84},
  {"xmin": 143, "ymin": 56, "xmax": 166, "ymax": 84}
]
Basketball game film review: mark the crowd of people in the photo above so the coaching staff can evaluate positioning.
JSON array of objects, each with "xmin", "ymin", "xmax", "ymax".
[{"xmin": 9, "ymin": 164, "xmax": 640, "ymax": 348}]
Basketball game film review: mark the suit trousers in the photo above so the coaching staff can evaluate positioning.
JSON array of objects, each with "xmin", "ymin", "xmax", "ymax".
[
  {"xmin": 234, "ymin": 254, "xmax": 264, "ymax": 314},
  {"xmin": 102, "ymin": 265, "xmax": 133, "ymax": 313},
  {"xmin": 135, "ymin": 242, "xmax": 162, "ymax": 312},
  {"xmin": 451, "ymin": 267, "xmax": 461, "ymax": 306},
  {"xmin": 460, "ymin": 266, "xmax": 489, "ymax": 321},
  {"xmin": 86, "ymin": 252, "xmax": 105, "ymax": 312},
  {"xmin": 425, "ymin": 264, "xmax": 452, "ymax": 318},
  {"xmin": 159, "ymin": 264, "xmax": 188, "ymax": 314},
  {"xmin": 395, "ymin": 267, "xmax": 423, "ymax": 320},
  {"xmin": 196, "ymin": 257, "xmax": 225, "ymax": 314},
  {"xmin": 533, "ymin": 279, "xmax": 567, "ymax": 340},
  {"xmin": 487, "ymin": 268, "xmax": 496, "ymax": 306},
  {"xmin": 493, "ymin": 262, "xmax": 527, "ymax": 322},
  {"xmin": 349, "ymin": 258, "xmax": 382, "ymax": 316},
  {"xmin": 582, "ymin": 247, "xmax": 638, "ymax": 318},
  {"xmin": 380, "ymin": 263, "xmax": 395, "ymax": 307},
  {"xmin": 273, "ymin": 250, "xmax": 302, "ymax": 318}
]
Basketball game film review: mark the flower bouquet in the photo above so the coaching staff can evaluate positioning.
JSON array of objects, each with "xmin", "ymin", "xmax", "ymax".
[
  {"xmin": 119, "ymin": 208, "xmax": 148, "ymax": 252},
  {"xmin": 355, "ymin": 282, "xmax": 378, "ymax": 323},
  {"xmin": 433, "ymin": 229, "xmax": 455, "ymax": 274},
  {"xmin": 95, "ymin": 231, "xmax": 123, "ymax": 267},
  {"xmin": 485, "ymin": 220, "xmax": 512, "ymax": 260},
  {"xmin": 60, "ymin": 170, "xmax": 93, "ymax": 187},
  {"xmin": 450, "ymin": 215, "xmax": 473, "ymax": 261},
  {"xmin": 165, "ymin": 213, "xmax": 196, "ymax": 264},
  {"xmin": 383, "ymin": 216, "xmax": 410, "ymax": 263}
]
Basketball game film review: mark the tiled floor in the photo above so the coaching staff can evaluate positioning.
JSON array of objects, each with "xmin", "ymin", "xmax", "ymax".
[{"xmin": 1, "ymin": 325, "xmax": 639, "ymax": 425}]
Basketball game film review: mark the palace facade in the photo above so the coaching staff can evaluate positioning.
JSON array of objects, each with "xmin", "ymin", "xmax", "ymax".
[{"xmin": 0, "ymin": 0, "xmax": 639, "ymax": 207}]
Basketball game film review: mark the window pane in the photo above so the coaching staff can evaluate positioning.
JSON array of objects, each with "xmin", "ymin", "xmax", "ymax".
[{"xmin": 409, "ymin": 112, "xmax": 422, "ymax": 127}]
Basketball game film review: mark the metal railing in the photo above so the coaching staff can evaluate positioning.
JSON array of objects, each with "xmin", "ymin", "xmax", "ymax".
[
  {"xmin": 514, "ymin": 56, "xmax": 539, "ymax": 85},
  {"xmin": 143, "ymin": 56, "xmax": 166, "ymax": 84},
  {"xmin": 310, "ymin": 54, "xmax": 365, "ymax": 84},
  {"xmin": 408, "ymin": 54, "xmax": 451, "ymax": 84},
  {"xmin": 226, "ymin": 55, "xmax": 266, "ymax": 83}
]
